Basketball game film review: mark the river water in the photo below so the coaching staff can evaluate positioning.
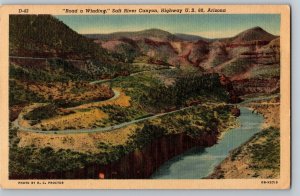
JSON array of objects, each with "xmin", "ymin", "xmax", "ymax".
[{"xmin": 151, "ymin": 107, "xmax": 264, "ymax": 179}]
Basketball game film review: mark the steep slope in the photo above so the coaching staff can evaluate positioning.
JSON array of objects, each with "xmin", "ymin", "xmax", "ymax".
[
  {"xmin": 173, "ymin": 40, "xmax": 209, "ymax": 67},
  {"xmin": 209, "ymin": 27, "xmax": 279, "ymax": 81},
  {"xmin": 10, "ymin": 15, "xmax": 112, "ymax": 61},
  {"xmin": 200, "ymin": 41, "xmax": 229, "ymax": 69},
  {"xmin": 94, "ymin": 36, "xmax": 189, "ymax": 66},
  {"xmin": 95, "ymin": 37, "xmax": 141, "ymax": 63},
  {"xmin": 9, "ymin": 15, "xmax": 120, "ymax": 119},
  {"xmin": 213, "ymin": 36, "xmax": 280, "ymax": 80},
  {"xmin": 9, "ymin": 15, "xmax": 127, "ymax": 80}
]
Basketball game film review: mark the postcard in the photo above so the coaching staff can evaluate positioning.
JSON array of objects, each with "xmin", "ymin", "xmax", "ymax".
[{"xmin": 0, "ymin": 5, "xmax": 290, "ymax": 189}]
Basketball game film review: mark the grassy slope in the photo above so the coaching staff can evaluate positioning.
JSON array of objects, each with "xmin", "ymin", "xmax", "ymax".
[{"xmin": 208, "ymin": 127, "xmax": 279, "ymax": 179}]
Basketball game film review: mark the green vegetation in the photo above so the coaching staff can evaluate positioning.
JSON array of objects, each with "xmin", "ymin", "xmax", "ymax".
[
  {"xmin": 129, "ymin": 63, "xmax": 169, "ymax": 73},
  {"xmin": 210, "ymin": 56, "xmax": 227, "ymax": 67},
  {"xmin": 10, "ymin": 15, "xmax": 111, "ymax": 62},
  {"xmin": 100, "ymin": 105, "xmax": 148, "ymax": 124},
  {"xmin": 9, "ymin": 15, "xmax": 133, "ymax": 87},
  {"xmin": 140, "ymin": 73, "xmax": 229, "ymax": 111},
  {"xmin": 221, "ymin": 58, "xmax": 253, "ymax": 76},
  {"xmin": 9, "ymin": 104, "xmax": 234, "ymax": 178},
  {"xmin": 127, "ymin": 123, "xmax": 166, "ymax": 149},
  {"xmin": 249, "ymin": 127, "xmax": 280, "ymax": 171},
  {"xmin": 10, "ymin": 61, "xmax": 92, "ymax": 83},
  {"xmin": 9, "ymin": 146, "xmax": 102, "ymax": 176},
  {"xmin": 158, "ymin": 105, "xmax": 233, "ymax": 136},
  {"xmin": 250, "ymin": 65, "xmax": 280, "ymax": 79},
  {"xmin": 46, "ymin": 59, "xmax": 93, "ymax": 81},
  {"xmin": 9, "ymin": 124, "xmax": 20, "ymax": 148},
  {"xmin": 9, "ymin": 79, "xmax": 44, "ymax": 106},
  {"xmin": 23, "ymin": 104, "xmax": 58, "ymax": 122},
  {"xmin": 229, "ymin": 127, "xmax": 280, "ymax": 175},
  {"xmin": 112, "ymin": 73, "xmax": 161, "ymax": 107},
  {"xmin": 111, "ymin": 42, "xmax": 141, "ymax": 63},
  {"xmin": 10, "ymin": 65, "xmax": 62, "ymax": 83},
  {"xmin": 113, "ymin": 72, "xmax": 229, "ymax": 113}
]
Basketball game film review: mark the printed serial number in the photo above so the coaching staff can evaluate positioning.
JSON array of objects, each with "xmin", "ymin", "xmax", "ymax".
[{"xmin": 261, "ymin": 180, "xmax": 278, "ymax": 184}]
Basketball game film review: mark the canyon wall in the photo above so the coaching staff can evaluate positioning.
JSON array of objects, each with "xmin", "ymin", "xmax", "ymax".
[{"xmin": 10, "ymin": 131, "xmax": 218, "ymax": 179}]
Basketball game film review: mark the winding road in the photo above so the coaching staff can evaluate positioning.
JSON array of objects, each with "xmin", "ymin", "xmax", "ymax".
[
  {"xmin": 11, "ymin": 56, "xmax": 279, "ymax": 135},
  {"xmin": 11, "ymin": 61, "xmax": 181, "ymax": 134},
  {"xmin": 9, "ymin": 56, "xmax": 85, "ymax": 63},
  {"xmin": 13, "ymin": 93, "xmax": 279, "ymax": 135},
  {"xmin": 14, "ymin": 105, "xmax": 197, "ymax": 134}
]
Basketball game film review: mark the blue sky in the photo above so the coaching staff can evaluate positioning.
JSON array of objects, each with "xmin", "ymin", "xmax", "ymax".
[{"xmin": 55, "ymin": 14, "xmax": 280, "ymax": 39}]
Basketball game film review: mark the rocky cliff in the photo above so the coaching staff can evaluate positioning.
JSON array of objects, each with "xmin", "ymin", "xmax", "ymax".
[{"xmin": 10, "ymin": 132, "xmax": 218, "ymax": 179}]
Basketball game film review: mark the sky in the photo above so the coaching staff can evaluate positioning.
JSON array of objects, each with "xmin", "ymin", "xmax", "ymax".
[{"xmin": 55, "ymin": 14, "xmax": 280, "ymax": 39}]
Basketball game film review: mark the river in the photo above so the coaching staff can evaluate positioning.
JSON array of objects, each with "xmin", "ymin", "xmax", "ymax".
[{"xmin": 151, "ymin": 107, "xmax": 264, "ymax": 179}]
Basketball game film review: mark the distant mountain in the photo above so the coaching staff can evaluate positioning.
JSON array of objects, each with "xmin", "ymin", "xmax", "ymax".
[
  {"xmin": 87, "ymin": 26, "xmax": 280, "ymax": 85},
  {"xmin": 85, "ymin": 28, "xmax": 178, "ymax": 42},
  {"xmin": 174, "ymin": 33, "xmax": 212, "ymax": 42},
  {"xmin": 85, "ymin": 29, "xmax": 212, "ymax": 66},
  {"xmin": 85, "ymin": 29, "xmax": 212, "ymax": 42},
  {"xmin": 228, "ymin": 26, "xmax": 278, "ymax": 43}
]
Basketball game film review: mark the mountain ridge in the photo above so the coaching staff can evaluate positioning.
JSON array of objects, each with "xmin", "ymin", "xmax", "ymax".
[
  {"xmin": 85, "ymin": 28, "xmax": 178, "ymax": 42},
  {"xmin": 87, "ymin": 26, "xmax": 279, "ymax": 82},
  {"xmin": 84, "ymin": 26, "xmax": 278, "ymax": 43}
]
